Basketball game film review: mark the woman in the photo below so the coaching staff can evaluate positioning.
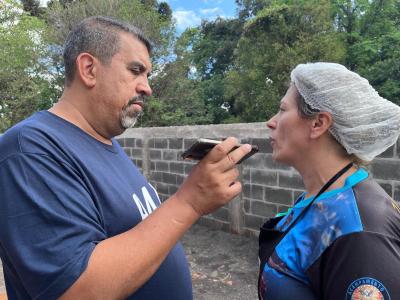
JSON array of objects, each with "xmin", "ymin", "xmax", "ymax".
[{"xmin": 258, "ymin": 62, "xmax": 400, "ymax": 300}]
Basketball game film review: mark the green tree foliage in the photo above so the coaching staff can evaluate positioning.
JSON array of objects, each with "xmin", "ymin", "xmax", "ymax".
[
  {"xmin": 333, "ymin": 0, "xmax": 400, "ymax": 105},
  {"xmin": 20, "ymin": 0, "xmax": 45, "ymax": 17},
  {"xmin": 144, "ymin": 18, "xmax": 246, "ymax": 126},
  {"xmin": 225, "ymin": 0, "xmax": 346, "ymax": 122},
  {"xmin": 0, "ymin": 0, "xmax": 55, "ymax": 131},
  {"xmin": 2, "ymin": 0, "xmax": 399, "ymax": 130},
  {"xmin": 45, "ymin": 0, "xmax": 174, "ymax": 58},
  {"xmin": 139, "ymin": 28, "xmax": 213, "ymax": 127},
  {"xmin": 331, "ymin": 0, "xmax": 370, "ymax": 68},
  {"xmin": 192, "ymin": 18, "xmax": 243, "ymax": 80},
  {"xmin": 190, "ymin": 18, "xmax": 244, "ymax": 123},
  {"xmin": 236, "ymin": 0, "xmax": 270, "ymax": 21},
  {"xmin": 157, "ymin": 2, "xmax": 172, "ymax": 20},
  {"xmin": 143, "ymin": 0, "xmax": 399, "ymax": 126}
]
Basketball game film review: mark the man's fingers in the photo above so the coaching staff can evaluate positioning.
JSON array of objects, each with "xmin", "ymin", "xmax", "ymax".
[
  {"xmin": 205, "ymin": 137, "xmax": 239, "ymax": 163},
  {"xmin": 227, "ymin": 181, "xmax": 242, "ymax": 196},
  {"xmin": 205, "ymin": 137, "xmax": 252, "ymax": 168},
  {"xmin": 224, "ymin": 167, "xmax": 240, "ymax": 184},
  {"xmin": 219, "ymin": 143, "xmax": 252, "ymax": 171}
]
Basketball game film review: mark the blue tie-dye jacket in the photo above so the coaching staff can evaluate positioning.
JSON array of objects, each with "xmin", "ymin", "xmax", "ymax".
[{"xmin": 259, "ymin": 169, "xmax": 400, "ymax": 300}]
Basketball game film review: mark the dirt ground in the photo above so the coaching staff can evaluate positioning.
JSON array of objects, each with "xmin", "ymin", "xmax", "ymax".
[
  {"xmin": 0, "ymin": 223, "xmax": 259, "ymax": 300},
  {"xmin": 182, "ymin": 223, "xmax": 259, "ymax": 300}
]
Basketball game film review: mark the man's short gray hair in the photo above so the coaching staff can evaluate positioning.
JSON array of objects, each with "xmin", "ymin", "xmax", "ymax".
[{"xmin": 63, "ymin": 16, "xmax": 152, "ymax": 85}]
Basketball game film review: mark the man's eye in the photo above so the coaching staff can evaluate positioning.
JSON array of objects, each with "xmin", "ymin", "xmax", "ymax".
[{"xmin": 130, "ymin": 68, "xmax": 140, "ymax": 74}]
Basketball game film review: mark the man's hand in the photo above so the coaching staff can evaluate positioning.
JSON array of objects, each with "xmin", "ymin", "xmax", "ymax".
[{"xmin": 174, "ymin": 137, "xmax": 252, "ymax": 216}]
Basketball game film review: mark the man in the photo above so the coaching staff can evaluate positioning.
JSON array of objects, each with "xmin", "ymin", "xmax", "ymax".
[{"xmin": 0, "ymin": 16, "xmax": 251, "ymax": 299}]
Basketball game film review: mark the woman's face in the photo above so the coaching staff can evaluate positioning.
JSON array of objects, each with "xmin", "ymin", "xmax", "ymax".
[{"xmin": 266, "ymin": 85, "xmax": 313, "ymax": 166}]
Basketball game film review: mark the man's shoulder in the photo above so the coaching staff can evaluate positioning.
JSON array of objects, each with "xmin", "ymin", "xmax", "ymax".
[{"xmin": 0, "ymin": 111, "xmax": 62, "ymax": 161}]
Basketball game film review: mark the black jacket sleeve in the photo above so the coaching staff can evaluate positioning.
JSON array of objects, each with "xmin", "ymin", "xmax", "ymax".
[{"xmin": 307, "ymin": 231, "xmax": 399, "ymax": 300}]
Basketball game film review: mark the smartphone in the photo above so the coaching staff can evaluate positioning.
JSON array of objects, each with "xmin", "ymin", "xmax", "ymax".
[{"xmin": 181, "ymin": 138, "xmax": 259, "ymax": 164}]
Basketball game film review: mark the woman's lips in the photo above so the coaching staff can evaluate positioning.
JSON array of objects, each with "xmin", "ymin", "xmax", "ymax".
[{"xmin": 270, "ymin": 139, "xmax": 277, "ymax": 148}]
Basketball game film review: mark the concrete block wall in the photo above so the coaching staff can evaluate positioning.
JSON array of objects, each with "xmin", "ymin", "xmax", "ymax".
[{"xmin": 117, "ymin": 123, "xmax": 400, "ymax": 238}]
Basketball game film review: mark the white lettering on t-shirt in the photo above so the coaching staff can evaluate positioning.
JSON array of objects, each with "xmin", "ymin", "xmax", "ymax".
[
  {"xmin": 132, "ymin": 186, "xmax": 159, "ymax": 220},
  {"xmin": 148, "ymin": 183, "xmax": 161, "ymax": 205}
]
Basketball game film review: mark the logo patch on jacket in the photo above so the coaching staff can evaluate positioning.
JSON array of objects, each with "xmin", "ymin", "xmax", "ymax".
[{"xmin": 346, "ymin": 277, "xmax": 390, "ymax": 299}]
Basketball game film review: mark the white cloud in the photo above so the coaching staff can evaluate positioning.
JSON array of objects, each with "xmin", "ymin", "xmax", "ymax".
[
  {"xmin": 173, "ymin": 9, "xmax": 202, "ymax": 32},
  {"xmin": 202, "ymin": 0, "xmax": 223, "ymax": 4},
  {"xmin": 200, "ymin": 7, "xmax": 222, "ymax": 16}
]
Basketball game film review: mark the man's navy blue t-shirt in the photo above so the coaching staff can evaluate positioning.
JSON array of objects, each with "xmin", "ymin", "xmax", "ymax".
[{"xmin": 0, "ymin": 111, "xmax": 192, "ymax": 299}]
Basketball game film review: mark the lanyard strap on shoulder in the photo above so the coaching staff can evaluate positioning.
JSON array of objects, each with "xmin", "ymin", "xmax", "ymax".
[{"xmin": 283, "ymin": 162, "xmax": 353, "ymax": 233}]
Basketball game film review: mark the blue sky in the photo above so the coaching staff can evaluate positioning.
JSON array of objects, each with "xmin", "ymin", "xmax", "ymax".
[{"xmin": 164, "ymin": 0, "xmax": 237, "ymax": 33}]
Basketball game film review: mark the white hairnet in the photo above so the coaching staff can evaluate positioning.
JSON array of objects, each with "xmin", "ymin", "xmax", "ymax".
[{"xmin": 291, "ymin": 62, "xmax": 400, "ymax": 161}]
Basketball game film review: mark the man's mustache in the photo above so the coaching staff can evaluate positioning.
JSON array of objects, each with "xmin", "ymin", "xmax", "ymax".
[{"xmin": 127, "ymin": 95, "xmax": 145, "ymax": 106}]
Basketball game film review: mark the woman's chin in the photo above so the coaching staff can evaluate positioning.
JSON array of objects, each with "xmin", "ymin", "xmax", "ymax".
[
  {"xmin": 272, "ymin": 152, "xmax": 291, "ymax": 166},
  {"xmin": 271, "ymin": 151, "xmax": 280, "ymax": 162}
]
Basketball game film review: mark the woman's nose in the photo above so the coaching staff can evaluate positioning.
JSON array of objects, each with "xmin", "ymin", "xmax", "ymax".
[{"xmin": 266, "ymin": 115, "xmax": 277, "ymax": 129}]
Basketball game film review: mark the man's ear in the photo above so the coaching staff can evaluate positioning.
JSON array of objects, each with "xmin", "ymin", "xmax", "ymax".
[
  {"xmin": 75, "ymin": 53, "xmax": 98, "ymax": 88},
  {"xmin": 310, "ymin": 112, "xmax": 333, "ymax": 139}
]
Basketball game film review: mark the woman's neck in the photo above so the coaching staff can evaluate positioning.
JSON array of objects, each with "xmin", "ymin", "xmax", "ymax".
[{"xmin": 295, "ymin": 154, "xmax": 356, "ymax": 199}]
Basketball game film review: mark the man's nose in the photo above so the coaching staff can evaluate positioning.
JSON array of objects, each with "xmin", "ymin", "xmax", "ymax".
[{"xmin": 137, "ymin": 79, "xmax": 152, "ymax": 96}]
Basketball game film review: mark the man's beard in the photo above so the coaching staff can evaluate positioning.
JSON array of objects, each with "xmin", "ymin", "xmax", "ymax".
[{"xmin": 120, "ymin": 96, "xmax": 144, "ymax": 129}]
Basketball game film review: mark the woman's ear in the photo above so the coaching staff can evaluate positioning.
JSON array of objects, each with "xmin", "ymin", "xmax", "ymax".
[
  {"xmin": 75, "ymin": 52, "xmax": 98, "ymax": 88},
  {"xmin": 310, "ymin": 112, "xmax": 333, "ymax": 139}
]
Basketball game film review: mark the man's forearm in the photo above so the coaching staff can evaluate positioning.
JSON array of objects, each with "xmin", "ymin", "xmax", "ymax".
[{"xmin": 59, "ymin": 194, "xmax": 199, "ymax": 300}]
